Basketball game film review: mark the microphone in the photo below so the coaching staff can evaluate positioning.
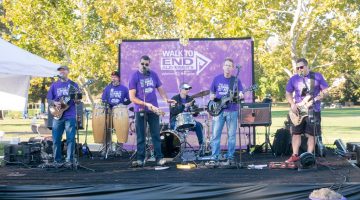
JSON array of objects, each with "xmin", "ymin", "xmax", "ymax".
[
  {"xmin": 142, "ymin": 66, "xmax": 149, "ymax": 76},
  {"xmin": 54, "ymin": 75, "xmax": 65, "ymax": 80},
  {"xmin": 236, "ymin": 65, "xmax": 241, "ymax": 69},
  {"xmin": 84, "ymin": 79, "xmax": 95, "ymax": 86}
]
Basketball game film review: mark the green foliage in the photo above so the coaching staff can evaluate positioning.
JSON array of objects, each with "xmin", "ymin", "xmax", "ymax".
[{"xmin": 1, "ymin": 0, "xmax": 359, "ymax": 103}]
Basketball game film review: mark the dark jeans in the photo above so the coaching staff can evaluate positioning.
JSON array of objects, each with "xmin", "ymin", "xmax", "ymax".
[
  {"xmin": 135, "ymin": 112, "xmax": 163, "ymax": 161},
  {"xmin": 170, "ymin": 118, "xmax": 204, "ymax": 145},
  {"xmin": 52, "ymin": 118, "xmax": 76, "ymax": 162}
]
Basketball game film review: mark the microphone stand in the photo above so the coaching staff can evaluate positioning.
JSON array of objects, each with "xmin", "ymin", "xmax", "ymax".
[
  {"xmin": 68, "ymin": 81, "xmax": 95, "ymax": 171},
  {"xmin": 232, "ymin": 66, "xmax": 244, "ymax": 168}
]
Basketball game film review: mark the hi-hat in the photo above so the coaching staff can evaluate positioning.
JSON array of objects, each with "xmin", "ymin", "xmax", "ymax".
[{"xmin": 191, "ymin": 90, "xmax": 210, "ymax": 98}]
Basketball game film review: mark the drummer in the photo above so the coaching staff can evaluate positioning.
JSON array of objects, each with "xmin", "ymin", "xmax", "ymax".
[
  {"xmin": 169, "ymin": 83, "xmax": 204, "ymax": 149},
  {"xmin": 101, "ymin": 71, "xmax": 131, "ymax": 107},
  {"xmin": 101, "ymin": 70, "xmax": 131, "ymax": 149}
]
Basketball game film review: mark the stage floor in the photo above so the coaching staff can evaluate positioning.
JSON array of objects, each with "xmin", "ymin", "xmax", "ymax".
[{"xmin": 1, "ymin": 149, "xmax": 360, "ymax": 186}]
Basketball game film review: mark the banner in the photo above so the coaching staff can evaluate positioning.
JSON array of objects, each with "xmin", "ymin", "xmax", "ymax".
[{"xmin": 120, "ymin": 38, "xmax": 255, "ymax": 148}]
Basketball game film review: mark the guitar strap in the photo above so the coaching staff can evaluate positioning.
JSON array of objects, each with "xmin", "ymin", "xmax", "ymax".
[
  {"xmin": 228, "ymin": 76, "xmax": 236, "ymax": 96},
  {"xmin": 309, "ymin": 71, "xmax": 315, "ymax": 96}
]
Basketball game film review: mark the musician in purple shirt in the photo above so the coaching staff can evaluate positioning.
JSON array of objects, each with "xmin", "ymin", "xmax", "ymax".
[
  {"xmin": 101, "ymin": 71, "xmax": 131, "ymax": 149},
  {"xmin": 128, "ymin": 55, "xmax": 175, "ymax": 167},
  {"xmin": 47, "ymin": 65, "xmax": 79, "ymax": 166},
  {"xmin": 209, "ymin": 57, "xmax": 243, "ymax": 165},
  {"xmin": 285, "ymin": 58, "xmax": 329, "ymax": 163},
  {"xmin": 101, "ymin": 71, "xmax": 130, "ymax": 107}
]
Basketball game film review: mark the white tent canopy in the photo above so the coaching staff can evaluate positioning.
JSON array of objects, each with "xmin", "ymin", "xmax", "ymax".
[{"xmin": 0, "ymin": 38, "xmax": 59, "ymax": 111}]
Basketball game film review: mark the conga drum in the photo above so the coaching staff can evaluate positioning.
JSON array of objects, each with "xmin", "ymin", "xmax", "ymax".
[
  {"xmin": 92, "ymin": 103, "xmax": 107, "ymax": 143},
  {"xmin": 112, "ymin": 105, "xmax": 129, "ymax": 143}
]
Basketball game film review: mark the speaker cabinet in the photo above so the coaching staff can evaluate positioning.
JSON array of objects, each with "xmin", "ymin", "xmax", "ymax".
[{"xmin": 240, "ymin": 103, "xmax": 271, "ymax": 126}]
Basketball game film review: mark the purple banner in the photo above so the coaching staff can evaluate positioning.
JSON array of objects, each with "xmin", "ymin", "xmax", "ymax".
[
  {"xmin": 119, "ymin": 39, "xmax": 255, "ymax": 148},
  {"xmin": 120, "ymin": 39, "xmax": 253, "ymax": 107}
]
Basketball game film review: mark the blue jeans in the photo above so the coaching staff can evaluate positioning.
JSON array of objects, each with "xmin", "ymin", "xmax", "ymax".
[
  {"xmin": 170, "ymin": 119, "xmax": 204, "ymax": 145},
  {"xmin": 52, "ymin": 118, "xmax": 76, "ymax": 162},
  {"xmin": 211, "ymin": 111, "xmax": 238, "ymax": 160},
  {"xmin": 135, "ymin": 112, "xmax": 163, "ymax": 161}
]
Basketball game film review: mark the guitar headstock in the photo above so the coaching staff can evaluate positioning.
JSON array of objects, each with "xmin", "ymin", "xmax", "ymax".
[{"xmin": 244, "ymin": 84, "xmax": 258, "ymax": 93}]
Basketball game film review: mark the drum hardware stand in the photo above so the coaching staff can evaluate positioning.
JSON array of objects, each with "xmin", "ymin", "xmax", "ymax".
[
  {"xmin": 82, "ymin": 108, "xmax": 93, "ymax": 159},
  {"xmin": 175, "ymin": 129, "xmax": 196, "ymax": 162},
  {"xmin": 252, "ymin": 125, "xmax": 275, "ymax": 156}
]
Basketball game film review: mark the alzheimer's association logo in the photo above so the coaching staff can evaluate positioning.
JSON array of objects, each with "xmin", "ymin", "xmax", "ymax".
[{"xmin": 160, "ymin": 50, "xmax": 211, "ymax": 75}]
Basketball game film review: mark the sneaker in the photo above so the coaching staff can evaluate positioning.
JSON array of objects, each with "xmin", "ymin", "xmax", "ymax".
[
  {"xmin": 63, "ymin": 161, "xmax": 73, "ymax": 169},
  {"xmin": 285, "ymin": 154, "xmax": 300, "ymax": 163},
  {"xmin": 222, "ymin": 159, "xmax": 236, "ymax": 166},
  {"xmin": 198, "ymin": 144, "xmax": 205, "ymax": 156},
  {"xmin": 131, "ymin": 160, "xmax": 144, "ymax": 168},
  {"xmin": 156, "ymin": 158, "xmax": 167, "ymax": 166}
]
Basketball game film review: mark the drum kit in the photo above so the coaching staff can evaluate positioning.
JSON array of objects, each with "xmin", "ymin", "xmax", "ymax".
[{"xmin": 160, "ymin": 89, "xmax": 212, "ymax": 162}]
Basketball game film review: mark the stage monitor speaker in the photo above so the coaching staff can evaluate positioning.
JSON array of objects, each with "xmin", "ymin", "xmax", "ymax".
[
  {"xmin": 240, "ymin": 103, "xmax": 271, "ymax": 126},
  {"xmin": 47, "ymin": 102, "xmax": 84, "ymax": 130}
]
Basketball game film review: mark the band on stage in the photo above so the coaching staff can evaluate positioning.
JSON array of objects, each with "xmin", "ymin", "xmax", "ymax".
[{"xmin": 47, "ymin": 56, "xmax": 328, "ymax": 168}]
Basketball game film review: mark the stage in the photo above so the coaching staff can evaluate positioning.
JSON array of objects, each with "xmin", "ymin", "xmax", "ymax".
[{"xmin": 1, "ymin": 149, "xmax": 360, "ymax": 199}]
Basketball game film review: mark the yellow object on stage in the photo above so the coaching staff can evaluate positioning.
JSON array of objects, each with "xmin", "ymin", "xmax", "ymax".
[{"xmin": 176, "ymin": 163, "xmax": 196, "ymax": 169}]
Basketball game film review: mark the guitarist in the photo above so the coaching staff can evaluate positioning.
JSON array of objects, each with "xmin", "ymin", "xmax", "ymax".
[
  {"xmin": 47, "ymin": 65, "xmax": 79, "ymax": 166},
  {"xmin": 285, "ymin": 58, "xmax": 328, "ymax": 163},
  {"xmin": 169, "ymin": 83, "xmax": 204, "ymax": 152},
  {"xmin": 209, "ymin": 58, "xmax": 243, "ymax": 165},
  {"xmin": 129, "ymin": 55, "xmax": 176, "ymax": 167}
]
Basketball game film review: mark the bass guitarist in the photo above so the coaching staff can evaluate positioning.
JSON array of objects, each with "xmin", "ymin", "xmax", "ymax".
[
  {"xmin": 285, "ymin": 58, "xmax": 328, "ymax": 163},
  {"xmin": 47, "ymin": 65, "xmax": 79, "ymax": 166},
  {"xmin": 209, "ymin": 57, "xmax": 243, "ymax": 165}
]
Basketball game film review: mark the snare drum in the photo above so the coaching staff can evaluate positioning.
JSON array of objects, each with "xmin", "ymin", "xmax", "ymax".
[
  {"xmin": 175, "ymin": 112, "xmax": 195, "ymax": 131},
  {"xmin": 112, "ymin": 105, "xmax": 129, "ymax": 143},
  {"xmin": 160, "ymin": 130, "xmax": 182, "ymax": 158}
]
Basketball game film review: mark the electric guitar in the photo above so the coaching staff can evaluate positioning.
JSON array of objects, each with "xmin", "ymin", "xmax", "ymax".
[
  {"xmin": 288, "ymin": 79, "xmax": 343, "ymax": 126},
  {"xmin": 207, "ymin": 84, "xmax": 258, "ymax": 117}
]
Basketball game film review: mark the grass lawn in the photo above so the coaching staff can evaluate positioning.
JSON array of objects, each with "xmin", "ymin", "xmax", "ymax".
[{"xmin": 1, "ymin": 107, "xmax": 359, "ymax": 145}]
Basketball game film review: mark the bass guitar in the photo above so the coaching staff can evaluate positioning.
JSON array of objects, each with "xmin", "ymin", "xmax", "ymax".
[{"xmin": 207, "ymin": 84, "xmax": 258, "ymax": 117}]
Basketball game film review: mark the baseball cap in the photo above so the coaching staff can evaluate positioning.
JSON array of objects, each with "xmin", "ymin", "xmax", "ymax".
[
  {"xmin": 57, "ymin": 65, "xmax": 69, "ymax": 71},
  {"xmin": 180, "ymin": 83, "xmax": 192, "ymax": 90},
  {"xmin": 111, "ymin": 71, "xmax": 120, "ymax": 77}
]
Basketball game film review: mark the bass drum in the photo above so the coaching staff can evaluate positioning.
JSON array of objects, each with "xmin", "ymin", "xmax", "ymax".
[
  {"xmin": 112, "ymin": 105, "xmax": 129, "ymax": 143},
  {"xmin": 92, "ymin": 103, "xmax": 108, "ymax": 143},
  {"xmin": 160, "ymin": 130, "xmax": 182, "ymax": 159}
]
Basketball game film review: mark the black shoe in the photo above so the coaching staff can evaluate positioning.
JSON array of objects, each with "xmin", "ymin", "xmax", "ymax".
[{"xmin": 131, "ymin": 160, "xmax": 144, "ymax": 168}]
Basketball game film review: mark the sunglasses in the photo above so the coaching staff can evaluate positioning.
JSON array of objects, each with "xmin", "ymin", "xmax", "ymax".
[
  {"xmin": 296, "ymin": 66, "xmax": 305, "ymax": 70},
  {"xmin": 184, "ymin": 88, "xmax": 190, "ymax": 90},
  {"xmin": 141, "ymin": 63, "xmax": 149, "ymax": 66}
]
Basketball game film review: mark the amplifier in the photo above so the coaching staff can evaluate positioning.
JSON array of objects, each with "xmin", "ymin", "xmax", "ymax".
[
  {"xmin": 347, "ymin": 142, "xmax": 360, "ymax": 152},
  {"xmin": 4, "ymin": 142, "xmax": 42, "ymax": 165},
  {"xmin": 240, "ymin": 103, "xmax": 271, "ymax": 126}
]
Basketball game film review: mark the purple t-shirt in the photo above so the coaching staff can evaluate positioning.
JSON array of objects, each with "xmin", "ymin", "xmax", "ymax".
[
  {"xmin": 101, "ymin": 84, "xmax": 129, "ymax": 107},
  {"xmin": 47, "ymin": 80, "xmax": 79, "ymax": 119},
  {"xmin": 128, "ymin": 70, "xmax": 162, "ymax": 112},
  {"xmin": 210, "ymin": 74, "xmax": 243, "ymax": 112},
  {"xmin": 286, "ymin": 72, "xmax": 328, "ymax": 112}
]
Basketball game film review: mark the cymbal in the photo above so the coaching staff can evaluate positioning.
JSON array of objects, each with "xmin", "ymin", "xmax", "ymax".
[{"xmin": 191, "ymin": 90, "xmax": 210, "ymax": 98}]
